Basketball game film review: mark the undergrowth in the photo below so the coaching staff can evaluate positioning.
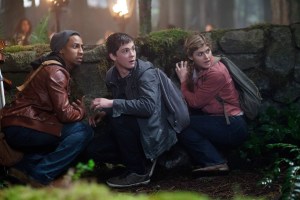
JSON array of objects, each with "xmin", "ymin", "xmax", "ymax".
[{"xmin": 240, "ymin": 103, "xmax": 300, "ymax": 200}]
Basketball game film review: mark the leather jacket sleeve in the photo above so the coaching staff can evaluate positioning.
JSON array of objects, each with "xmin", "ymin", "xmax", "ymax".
[{"xmin": 47, "ymin": 68, "xmax": 85, "ymax": 122}]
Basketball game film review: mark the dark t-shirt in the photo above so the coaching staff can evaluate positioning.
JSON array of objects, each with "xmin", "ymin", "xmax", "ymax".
[{"xmin": 115, "ymin": 76, "xmax": 127, "ymax": 99}]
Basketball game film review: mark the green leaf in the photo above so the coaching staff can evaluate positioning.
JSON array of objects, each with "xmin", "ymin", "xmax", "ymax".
[{"xmin": 31, "ymin": 13, "xmax": 50, "ymax": 44}]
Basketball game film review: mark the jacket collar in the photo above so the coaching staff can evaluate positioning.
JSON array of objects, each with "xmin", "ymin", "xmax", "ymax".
[{"xmin": 30, "ymin": 52, "xmax": 66, "ymax": 70}]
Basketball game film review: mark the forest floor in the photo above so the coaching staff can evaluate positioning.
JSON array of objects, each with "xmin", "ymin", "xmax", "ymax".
[
  {"xmin": 0, "ymin": 165, "xmax": 281, "ymax": 200},
  {"xmin": 0, "ymin": 144, "xmax": 281, "ymax": 200},
  {"xmin": 94, "ymin": 165, "xmax": 281, "ymax": 200}
]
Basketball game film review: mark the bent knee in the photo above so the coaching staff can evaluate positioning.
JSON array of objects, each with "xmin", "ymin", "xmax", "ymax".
[
  {"xmin": 78, "ymin": 123, "xmax": 94, "ymax": 141},
  {"xmin": 64, "ymin": 122, "xmax": 94, "ymax": 142}
]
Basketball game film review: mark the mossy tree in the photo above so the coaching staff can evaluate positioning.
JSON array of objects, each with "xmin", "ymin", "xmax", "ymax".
[{"xmin": 138, "ymin": 0, "xmax": 152, "ymax": 36}]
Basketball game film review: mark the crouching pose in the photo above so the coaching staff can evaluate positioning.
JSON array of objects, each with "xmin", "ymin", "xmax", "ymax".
[
  {"xmin": 1, "ymin": 30, "xmax": 93, "ymax": 187},
  {"xmin": 86, "ymin": 32, "xmax": 177, "ymax": 188},
  {"xmin": 175, "ymin": 32, "xmax": 249, "ymax": 174}
]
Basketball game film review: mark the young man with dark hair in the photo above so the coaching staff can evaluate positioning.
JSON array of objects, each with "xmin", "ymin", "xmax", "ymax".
[
  {"xmin": 1, "ymin": 30, "xmax": 93, "ymax": 187},
  {"xmin": 87, "ymin": 32, "xmax": 177, "ymax": 188}
]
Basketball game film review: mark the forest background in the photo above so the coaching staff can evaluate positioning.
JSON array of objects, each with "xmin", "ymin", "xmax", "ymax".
[{"xmin": 0, "ymin": 0, "xmax": 300, "ymax": 44}]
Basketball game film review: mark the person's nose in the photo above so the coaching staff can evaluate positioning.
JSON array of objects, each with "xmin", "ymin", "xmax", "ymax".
[
  {"xmin": 129, "ymin": 49, "xmax": 135, "ymax": 56},
  {"xmin": 204, "ymin": 52, "xmax": 209, "ymax": 59},
  {"xmin": 79, "ymin": 46, "xmax": 84, "ymax": 54}
]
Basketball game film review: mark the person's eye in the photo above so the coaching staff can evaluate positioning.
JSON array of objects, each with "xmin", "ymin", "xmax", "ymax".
[
  {"xmin": 206, "ymin": 49, "xmax": 211, "ymax": 54},
  {"xmin": 72, "ymin": 44, "xmax": 79, "ymax": 49},
  {"xmin": 198, "ymin": 52, "xmax": 203, "ymax": 56},
  {"xmin": 122, "ymin": 49, "xmax": 130, "ymax": 53}
]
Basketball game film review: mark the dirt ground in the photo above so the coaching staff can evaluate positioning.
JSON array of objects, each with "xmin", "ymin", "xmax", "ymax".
[
  {"xmin": 1, "ymin": 165, "xmax": 281, "ymax": 199},
  {"xmin": 95, "ymin": 166, "xmax": 281, "ymax": 200}
]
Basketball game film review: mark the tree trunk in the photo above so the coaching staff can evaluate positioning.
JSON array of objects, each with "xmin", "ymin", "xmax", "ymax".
[
  {"xmin": 139, "ymin": 0, "xmax": 152, "ymax": 36},
  {"xmin": 217, "ymin": 0, "xmax": 234, "ymax": 29},
  {"xmin": 263, "ymin": 0, "xmax": 272, "ymax": 22},
  {"xmin": 206, "ymin": 0, "xmax": 218, "ymax": 29},
  {"xmin": 0, "ymin": 0, "xmax": 25, "ymax": 39},
  {"xmin": 157, "ymin": 0, "xmax": 169, "ymax": 30},
  {"xmin": 271, "ymin": 0, "xmax": 289, "ymax": 25},
  {"xmin": 290, "ymin": 0, "xmax": 300, "ymax": 23}
]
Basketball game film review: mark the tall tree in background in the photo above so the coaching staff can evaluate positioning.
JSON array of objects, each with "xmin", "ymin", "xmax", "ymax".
[
  {"xmin": 217, "ymin": 0, "xmax": 234, "ymax": 28},
  {"xmin": 0, "ymin": 0, "xmax": 25, "ymax": 39},
  {"xmin": 271, "ymin": 0, "xmax": 300, "ymax": 25},
  {"xmin": 139, "ymin": 0, "xmax": 152, "ymax": 36},
  {"xmin": 289, "ymin": 0, "xmax": 300, "ymax": 23},
  {"xmin": 157, "ymin": 0, "xmax": 169, "ymax": 30},
  {"xmin": 270, "ymin": 0, "xmax": 289, "ymax": 24},
  {"xmin": 263, "ymin": 0, "xmax": 272, "ymax": 23},
  {"xmin": 69, "ymin": 0, "xmax": 88, "ymax": 36}
]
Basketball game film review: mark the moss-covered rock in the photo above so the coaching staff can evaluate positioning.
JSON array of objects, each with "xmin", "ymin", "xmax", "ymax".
[
  {"xmin": 2, "ymin": 25, "xmax": 300, "ymax": 114},
  {"xmin": 136, "ymin": 29, "xmax": 189, "ymax": 76}
]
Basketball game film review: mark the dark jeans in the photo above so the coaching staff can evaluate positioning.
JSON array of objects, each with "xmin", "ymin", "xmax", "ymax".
[
  {"xmin": 178, "ymin": 115, "xmax": 248, "ymax": 167},
  {"xmin": 84, "ymin": 115, "xmax": 147, "ymax": 175},
  {"xmin": 3, "ymin": 122, "xmax": 93, "ymax": 185}
]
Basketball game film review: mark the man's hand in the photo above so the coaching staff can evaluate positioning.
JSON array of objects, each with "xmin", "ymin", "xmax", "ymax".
[
  {"xmin": 89, "ymin": 111, "xmax": 106, "ymax": 127},
  {"xmin": 90, "ymin": 98, "xmax": 113, "ymax": 111},
  {"xmin": 72, "ymin": 96, "xmax": 85, "ymax": 110}
]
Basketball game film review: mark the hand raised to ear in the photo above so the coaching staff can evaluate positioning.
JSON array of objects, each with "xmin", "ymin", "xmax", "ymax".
[{"xmin": 175, "ymin": 61, "xmax": 188, "ymax": 83}]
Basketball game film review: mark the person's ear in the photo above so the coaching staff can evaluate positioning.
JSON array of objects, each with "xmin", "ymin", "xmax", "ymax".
[
  {"xmin": 109, "ymin": 53, "xmax": 116, "ymax": 61},
  {"xmin": 188, "ymin": 55, "xmax": 193, "ymax": 61}
]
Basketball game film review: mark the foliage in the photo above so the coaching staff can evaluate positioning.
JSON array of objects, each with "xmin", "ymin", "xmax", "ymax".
[
  {"xmin": 0, "ymin": 182, "xmax": 213, "ymax": 200},
  {"xmin": 72, "ymin": 159, "xmax": 95, "ymax": 181},
  {"xmin": 237, "ymin": 103, "xmax": 300, "ymax": 199},
  {"xmin": 0, "ymin": 181, "xmax": 264, "ymax": 200},
  {"xmin": 260, "ymin": 143, "xmax": 300, "ymax": 200},
  {"xmin": 232, "ymin": 196, "xmax": 265, "ymax": 200},
  {"xmin": 0, "ymin": 179, "xmax": 5, "ymax": 189},
  {"xmin": 258, "ymin": 104, "xmax": 300, "ymax": 142},
  {"xmin": 239, "ymin": 104, "xmax": 300, "ymax": 165},
  {"xmin": 4, "ymin": 44, "xmax": 50, "ymax": 54},
  {"xmin": 30, "ymin": 14, "xmax": 50, "ymax": 44},
  {"xmin": 248, "ymin": 23, "xmax": 273, "ymax": 31},
  {"xmin": 136, "ymin": 29, "xmax": 189, "ymax": 76}
]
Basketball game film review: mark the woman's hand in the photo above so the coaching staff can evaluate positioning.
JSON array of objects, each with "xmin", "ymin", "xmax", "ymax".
[{"xmin": 175, "ymin": 61, "xmax": 188, "ymax": 83}]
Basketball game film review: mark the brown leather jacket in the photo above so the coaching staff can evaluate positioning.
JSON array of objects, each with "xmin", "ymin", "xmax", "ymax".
[{"xmin": 1, "ymin": 64, "xmax": 85, "ymax": 137}]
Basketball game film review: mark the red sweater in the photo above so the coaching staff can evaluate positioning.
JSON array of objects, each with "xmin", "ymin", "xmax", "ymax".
[{"xmin": 181, "ymin": 60, "xmax": 242, "ymax": 116}]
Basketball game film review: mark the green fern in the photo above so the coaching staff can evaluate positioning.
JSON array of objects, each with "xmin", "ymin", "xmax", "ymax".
[
  {"xmin": 30, "ymin": 13, "xmax": 50, "ymax": 44},
  {"xmin": 260, "ymin": 143, "xmax": 300, "ymax": 200},
  {"xmin": 281, "ymin": 166, "xmax": 300, "ymax": 200},
  {"xmin": 72, "ymin": 159, "xmax": 95, "ymax": 181},
  {"xmin": 239, "ymin": 104, "xmax": 300, "ymax": 163},
  {"xmin": 243, "ymin": 104, "xmax": 300, "ymax": 199}
]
